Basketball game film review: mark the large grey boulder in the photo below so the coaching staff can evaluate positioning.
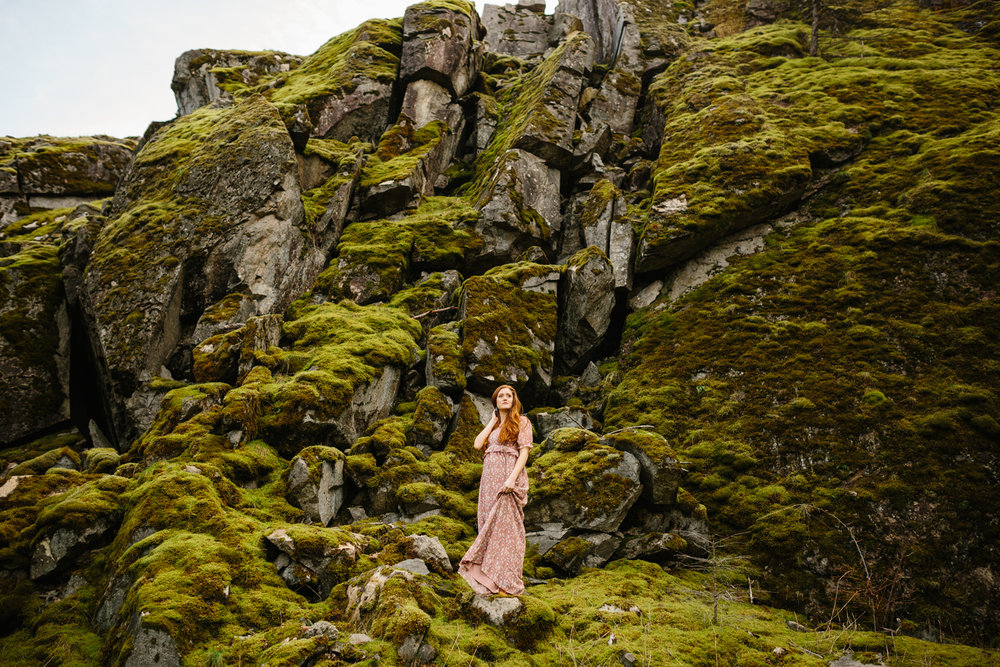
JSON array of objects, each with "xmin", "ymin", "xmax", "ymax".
[
  {"xmin": 123, "ymin": 612, "xmax": 181, "ymax": 667},
  {"xmin": 426, "ymin": 321, "xmax": 466, "ymax": 397},
  {"xmin": 409, "ymin": 386, "xmax": 455, "ymax": 454},
  {"xmin": 264, "ymin": 19, "xmax": 402, "ymax": 145},
  {"xmin": 400, "ymin": 0, "xmax": 483, "ymax": 98},
  {"xmin": 31, "ymin": 519, "xmax": 112, "ymax": 580},
  {"xmin": 266, "ymin": 527, "xmax": 361, "ymax": 600},
  {"xmin": 560, "ymin": 180, "xmax": 633, "ymax": 289},
  {"xmin": 171, "ymin": 49, "xmax": 302, "ymax": 116},
  {"xmin": 474, "ymin": 149, "xmax": 560, "ymax": 267},
  {"xmin": 512, "ymin": 34, "xmax": 594, "ymax": 168},
  {"xmin": 557, "ymin": 247, "xmax": 615, "ymax": 373},
  {"xmin": 407, "ymin": 534, "xmax": 453, "ymax": 573},
  {"xmin": 526, "ymin": 443, "xmax": 641, "ymax": 532},
  {"xmin": 79, "ymin": 95, "xmax": 319, "ymax": 445},
  {"xmin": 534, "ymin": 407, "xmax": 596, "ymax": 438},
  {"xmin": 286, "ymin": 447, "xmax": 347, "ymax": 526},
  {"xmin": 601, "ymin": 428, "xmax": 681, "ymax": 505},
  {"xmin": 482, "ymin": 3, "xmax": 553, "ymax": 60},
  {"xmin": 0, "ymin": 136, "xmax": 136, "ymax": 215}
]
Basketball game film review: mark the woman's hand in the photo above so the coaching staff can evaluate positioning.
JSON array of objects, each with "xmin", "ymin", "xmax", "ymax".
[{"xmin": 499, "ymin": 478, "xmax": 517, "ymax": 494}]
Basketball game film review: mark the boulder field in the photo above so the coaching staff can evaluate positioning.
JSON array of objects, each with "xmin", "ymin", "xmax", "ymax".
[{"xmin": 1, "ymin": 0, "xmax": 999, "ymax": 664}]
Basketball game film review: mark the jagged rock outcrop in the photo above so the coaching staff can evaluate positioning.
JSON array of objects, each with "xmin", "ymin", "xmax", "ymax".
[
  {"xmin": 80, "ymin": 94, "xmax": 317, "ymax": 445},
  {"xmin": 483, "ymin": 1, "xmax": 553, "ymax": 59},
  {"xmin": 2, "ymin": 0, "xmax": 1000, "ymax": 662},
  {"xmin": 171, "ymin": 49, "xmax": 303, "ymax": 116},
  {"xmin": 557, "ymin": 246, "xmax": 615, "ymax": 373},
  {"xmin": 0, "ymin": 136, "xmax": 135, "ymax": 225},
  {"xmin": 0, "ymin": 244, "xmax": 71, "ymax": 444},
  {"xmin": 285, "ymin": 446, "xmax": 347, "ymax": 526},
  {"xmin": 525, "ymin": 429, "xmax": 642, "ymax": 532}
]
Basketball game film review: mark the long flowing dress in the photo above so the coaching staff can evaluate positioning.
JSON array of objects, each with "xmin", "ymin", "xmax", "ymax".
[{"xmin": 459, "ymin": 415, "xmax": 533, "ymax": 595}]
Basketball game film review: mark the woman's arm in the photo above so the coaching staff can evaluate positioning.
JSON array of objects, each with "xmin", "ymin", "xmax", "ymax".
[{"xmin": 473, "ymin": 411, "xmax": 499, "ymax": 450}]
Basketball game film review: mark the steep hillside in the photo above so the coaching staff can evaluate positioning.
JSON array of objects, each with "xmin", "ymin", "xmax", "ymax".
[{"xmin": 1, "ymin": 0, "xmax": 998, "ymax": 664}]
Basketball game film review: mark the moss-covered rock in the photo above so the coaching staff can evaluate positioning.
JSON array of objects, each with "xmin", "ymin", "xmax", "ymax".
[
  {"xmin": 171, "ymin": 48, "xmax": 303, "ymax": 116},
  {"xmin": 459, "ymin": 261, "xmax": 562, "ymax": 401},
  {"xmin": 313, "ymin": 196, "xmax": 479, "ymax": 305},
  {"xmin": 285, "ymin": 446, "xmax": 346, "ymax": 526},
  {"xmin": 267, "ymin": 18, "xmax": 403, "ymax": 144},
  {"xmin": 0, "ymin": 243, "xmax": 71, "ymax": 444},
  {"xmin": 409, "ymin": 385, "xmax": 454, "ymax": 453},
  {"xmin": 526, "ymin": 439, "xmax": 641, "ymax": 533},
  {"xmin": 80, "ymin": 93, "xmax": 317, "ymax": 445},
  {"xmin": 425, "ymin": 320, "xmax": 466, "ymax": 396}
]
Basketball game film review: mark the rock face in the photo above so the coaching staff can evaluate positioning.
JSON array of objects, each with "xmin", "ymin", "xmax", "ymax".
[
  {"xmin": 474, "ymin": 149, "xmax": 560, "ymax": 266},
  {"xmin": 482, "ymin": 2, "xmax": 553, "ymax": 59},
  {"xmin": 557, "ymin": 246, "xmax": 615, "ymax": 373},
  {"xmin": 2, "ymin": 0, "xmax": 999, "ymax": 660},
  {"xmin": 0, "ymin": 244, "xmax": 71, "ymax": 444},
  {"xmin": 171, "ymin": 49, "xmax": 303, "ymax": 116},
  {"xmin": 80, "ymin": 95, "xmax": 317, "ymax": 445},
  {"xmin": 0, "ymin": 136, "xmax": 136, "ymax": 224},
  {"xmin": 266, "ymin": 526, "xmax": 361, "ymax": 600},
  {"xmin": 31, "ymin": 519, "xmax": 112, "ymax": 579},
  {"xmin": 272, "ymin": 19, "xmax": 401, "ymax": 145},
  {"xmin": 400, "ymin": 0, "xmax": 483, "ymax": 98}
]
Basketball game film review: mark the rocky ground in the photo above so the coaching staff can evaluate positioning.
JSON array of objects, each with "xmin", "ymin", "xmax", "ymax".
[{"xmin": 1, "ymin": 0, "xmax": 999, "ymax": 664}]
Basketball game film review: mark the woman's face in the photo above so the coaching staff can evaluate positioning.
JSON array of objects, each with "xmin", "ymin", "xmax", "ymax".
[{"xmin": 496, "ymin": 388, "xmax": 514, "ymax": 410}]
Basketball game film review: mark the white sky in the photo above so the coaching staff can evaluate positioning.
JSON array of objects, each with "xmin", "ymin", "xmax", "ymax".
[{"xmin": 0, "ymin": 0, "xmax": 556, "ymax": 139}]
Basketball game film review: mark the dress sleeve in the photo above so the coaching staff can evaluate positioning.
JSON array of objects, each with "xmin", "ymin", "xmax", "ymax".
[{"xmin": 517, "ymin": 416, "xmax": 533, "ymax": 450}]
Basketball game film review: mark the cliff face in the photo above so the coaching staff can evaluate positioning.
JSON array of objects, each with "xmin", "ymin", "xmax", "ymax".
[{"xmin": 1, "ymin": 0, "xmax": 999, "ymax": 664}]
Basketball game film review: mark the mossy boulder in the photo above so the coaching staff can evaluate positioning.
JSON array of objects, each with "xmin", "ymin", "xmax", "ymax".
[
  {"xmin": 426, "ymin": 321, "xmax": 466, "ymax": 396},
  {"xmin": 314, "ymin": 196, "xmax": 480, "ymax": 305},
  {"xmin": 459, "ymin": 261, "xmax": 561, "ymax": 401},
  {"xmin": 243, "ymin": 300, "xmax": 422, "ymax": 453},
  {"xmin": 285, "ymin": 446, "xmax": 346, "ymax": 526},
  {"xmin": 0, "ymin": 244, "xmax": 71, "ymax": 444},
  {"xmin": 267, "ymin": 18, "xmax": 402, "ymax": 144},
  {"xmin": 526, "ymin": 440, "xmax": 642, "ymax": 532},
  {"xmin": 265, "ymin": 525, "xmax": 361, "ymax": 600},
  {"xmin": 80, "ymin": 94, "xmax": 316, "ymax": 445},
  {"xmin": 600, "ymin": 427, "xmax": 681, "ymax": 506},
  {"xmin": 171, "ymin": 48, "xmax": 303, "ymax": 116},
  {"xmin": 409, "ymin": 386, "xmax": 454, "ymax": 454},
  {"xmin": 192, "ymin": 314, "xmax": 282, "ymax": 385},
  {"xmin": 0, "ymin": 135, "xmax": 135, "ymax": 201}
]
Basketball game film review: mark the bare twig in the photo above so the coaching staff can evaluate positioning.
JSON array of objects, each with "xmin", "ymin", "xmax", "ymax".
[{"xmin": 413, "ymin": 306, "xmax": 457, "ymax": 320}]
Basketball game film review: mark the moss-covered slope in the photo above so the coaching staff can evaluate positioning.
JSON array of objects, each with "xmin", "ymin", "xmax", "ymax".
[{"xmin": 609, "ymin": 0, "xmax": 1000, "ymax": 643}]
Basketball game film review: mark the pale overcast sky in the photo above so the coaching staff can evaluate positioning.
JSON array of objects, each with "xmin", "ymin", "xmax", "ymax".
[{"xmin": 1, "ymin": 0, "xmax": 556, "ymax": 139}]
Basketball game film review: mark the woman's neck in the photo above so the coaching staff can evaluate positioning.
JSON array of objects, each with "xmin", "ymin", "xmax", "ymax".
[{"xmin": 498, "ymin": 408, "xmax": 510, "ymax": 420}]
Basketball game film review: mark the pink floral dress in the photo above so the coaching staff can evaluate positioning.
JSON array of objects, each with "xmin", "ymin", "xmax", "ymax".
[{"xmin": 459, "ymin": 415, "xmax": 533, "ymax": 595}]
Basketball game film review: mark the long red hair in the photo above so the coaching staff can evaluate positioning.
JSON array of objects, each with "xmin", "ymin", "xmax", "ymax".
[{"xmin": 489, "ymin": 384, "xmax": 523, "ymax": 444}]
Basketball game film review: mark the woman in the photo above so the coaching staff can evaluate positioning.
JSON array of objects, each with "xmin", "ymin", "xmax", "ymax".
[{"xmin": 458, "ymin": 384, "xmax": 533, "ymax": 596}]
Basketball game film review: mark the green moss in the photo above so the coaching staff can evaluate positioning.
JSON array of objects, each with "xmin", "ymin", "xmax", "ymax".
[
  {"xmin": 528, "ymin": 443, "xmax": 636, "ymax": 529},
  {"xmin": 469, "ymin": 34, "xmax": 592, "ymax": 200},
  {"xmin": 426, "ymin": 321, "xmax": 466, "ymax": 392},
  {"xmin": 312, "ymin": 196, "xmax": 480, "ymax": 304},
  {"xmin": 639, "ymin": 7, "xmax": 1000, "ymax": 269},
  {"xmin": 461, "ymin": 261, "xmax": 562, "ymax": 390},
  {"xmin": 267, "ymin": 18, "xmax": 402, "ymax": 107},
  {"xmin": 2, "ymin": 430, "xmax": 86, "ymax": 472}
]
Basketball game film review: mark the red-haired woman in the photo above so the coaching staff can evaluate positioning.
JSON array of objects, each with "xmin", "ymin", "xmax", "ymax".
[{"xmin": 458, "ymin": 384, "xmax": 533, "ymax": 596}]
